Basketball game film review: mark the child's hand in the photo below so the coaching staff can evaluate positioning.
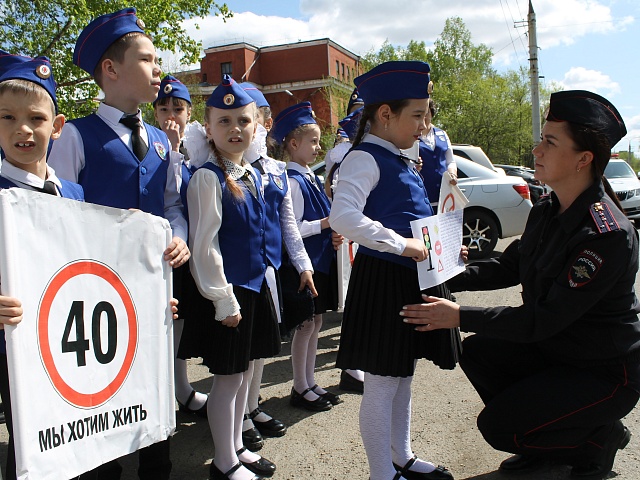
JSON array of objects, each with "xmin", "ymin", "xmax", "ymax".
[
  {"xmin": 164, "ymin": 237, "xmax": 190, "ymax": 267},
  {"xmin": 162, "ymin": 120, "xmax": 182, "ymax": 152},
  {"xmin": 402, "ymin": 238, "xmax": 429, "ymax": 262},
  {"xmin": 0, "ymin": 296, "xmax": 23, "ymax": 326},
  {"xmin": 221, "ymin": 313, "xmax": 241, "ymax": 328},
  {"xmin": 449, "ymin": 174, "xmax": 458, "ymax": 185},
  {"xmin": 169, "ymin": 297, "xmax": 179, "ymax": 320},
  {"xmin": 320, "ymin": 217, "xmax": 331, "ymax": 230},
  {"xmin": 331, "ymin": 231, "xmax": 344, "ymax": 250},
  {"xmin": 460, "ymin": 245, "xmax": 469, "ymax": 263},
  {"xmin": 299, "ymin": 270, "xmax": 318, "ymax": 297}
]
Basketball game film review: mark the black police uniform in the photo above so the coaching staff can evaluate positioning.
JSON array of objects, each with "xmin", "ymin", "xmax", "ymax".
[{"xmin": 448, "ymin": 180, "xmax": 640, "ymax": 464}]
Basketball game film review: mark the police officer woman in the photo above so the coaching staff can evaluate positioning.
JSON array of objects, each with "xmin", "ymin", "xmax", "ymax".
[{"xmin": 400, "ymin": 90, "xmax": 640, "ymax": 480}]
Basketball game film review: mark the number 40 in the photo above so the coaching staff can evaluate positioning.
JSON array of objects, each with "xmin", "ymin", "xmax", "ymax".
[{"xmin": 62, "ymin": 300, "xmax": 118, "ymax": 366}]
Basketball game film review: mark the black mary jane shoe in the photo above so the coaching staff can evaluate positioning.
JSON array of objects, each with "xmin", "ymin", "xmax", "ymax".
[
  {"xmin": 499, "ymin": 454, "xmax": 548, "ymax": 473},
  {"xmin": 290, "ymin": 386, "xmax": 332, "ymax": 412},
  {"xmin": 311, "ymin": 384, "xmax": 343, "ymax": 405},
  {"xmin": 571, "ymin": 421, "xmax": 631, "ymax": 479},
  {"xmin": 177, "ymin": 390, "xmax": 208, "ymax": 418},
  {"xmin": 339, "ymin": 370, "xmax": 364, "ymax": 393},
  {"xmin": 237, "ymin": 447, "xmax": 276, "ymax": 477},
  {"xmin": 242, "ymin": 414, "xmax": 264, "ymax": 452},
  {"xmin": 210, "ymin": 462, "xmax": 262, "ymax": 480},
  {"xmin": 393, "ymin": 454, "xmax": 454, "ymax": 480},
  {"xmin": 249, "ymin": 407, "xmax": 287, "ymax": 437}
]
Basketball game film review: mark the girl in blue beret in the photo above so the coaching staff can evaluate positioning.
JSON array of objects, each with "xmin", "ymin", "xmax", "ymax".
[
  {"xmin": 179, "ymin": 75, "xmax": 278, "ymax": 480},
  {"xmin": 329, "ymin": 61, "xmax": 460, "ymax": 480},
  {"xmin": 272, "ymin": 102, "xmax": 344, "ymax": 413}
]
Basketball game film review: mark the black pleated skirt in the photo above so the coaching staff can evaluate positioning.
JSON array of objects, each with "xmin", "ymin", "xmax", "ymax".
[
  {"xmin": 177, "ymin": 271, "xmax": 281, "ymax": 375},
  {"xmin": 336, "ymin": 253, "xmax": 462, "ymax": 377},
  {"xmin": 312, "ymin": 258, "xmax": 339, "ymax": 315}
]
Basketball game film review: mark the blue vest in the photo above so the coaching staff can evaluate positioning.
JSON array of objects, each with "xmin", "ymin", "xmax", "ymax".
[
  {"xmin": 0, "ymin": 176, "xmax": 84, "ymax": 353},
  {"xmin": 72, "ymin": 115, "xmax": 169, "ymax": 217},
  {"xmin": 353, "ymin": 142, "xmax": 434, "ymax": 270},
  {"xmin": 418, "ymin": 128, "xmax": 449, "ymax": 203},
  {"xmin": 199, "ymin": 163, "xmax": 268, "ymax": 292},
  {"xmin": 260, "ymin": 165, "xmax": 288, "ymax": 270},
  {"xmin": 287, "ymin": 170, "xmax": 334, "ymax": 275}
]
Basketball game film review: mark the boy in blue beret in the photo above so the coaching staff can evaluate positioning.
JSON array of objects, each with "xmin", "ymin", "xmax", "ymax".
[
  {"xmin": 48, "ymin": 8, "xmax": 189, "ymax": 480},
  {"xmin": 0, "ymin": 50, "xmax": 85, "ymax": 480}
]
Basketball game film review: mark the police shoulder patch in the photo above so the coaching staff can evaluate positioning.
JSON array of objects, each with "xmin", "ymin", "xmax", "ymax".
[
  {"xmin": 589, "ymin": 202, "xmax": 620, "ymax": 233},
  {"xmin": 568, "ymin": 249, "xmax": 603, "ymax": 287}
]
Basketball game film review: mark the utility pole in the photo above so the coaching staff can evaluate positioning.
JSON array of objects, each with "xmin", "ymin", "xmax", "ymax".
[{"xmin": 528, "ymin": 0, "xmax": 541, "ymax": 147}]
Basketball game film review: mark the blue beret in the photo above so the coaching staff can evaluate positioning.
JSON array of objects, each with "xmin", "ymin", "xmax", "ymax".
[
  {"xmin": 74, "ymin": 8, "xmax": 146, "ymax": 75},
  {"xmin": 338, "ymin": 106, "xmax": 363, "ymax": 141},
  {"xmin": 240, "ymin": 82, "xmax": 269, "ymax": 108},
  {"xmin": 271, "ymin": 102, "xmax": 317, "ymax": 145},
  {"xmin": 355, "ymin": 61, "xmax": 432, "ymax": 105},
  {"xmin": 547, "ymin": 90, "xmax": 626, "ymax": 148},
  {"xmin": 206, "ymin": 74, "xmax": 255, "ymax": 109},
  {"xmin": 347, "ymin": 87, "xmax": 364, "ymax": 113},
  {"xmin": 0, "ymin": 50, "xmax": 58, "ymax": 113},
  {"xmin": 155, "ymin": 75, "xmax": 191, "ymax": 105}
]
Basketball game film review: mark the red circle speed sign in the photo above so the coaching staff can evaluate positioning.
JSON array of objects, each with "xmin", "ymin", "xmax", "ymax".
[{"xmin": 38, "ymin": 260, "xmax": 138, "ymax": 408}]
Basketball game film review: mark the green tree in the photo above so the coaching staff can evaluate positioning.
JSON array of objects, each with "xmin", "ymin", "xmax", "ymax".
[{"xmin": 1, "ymin": 0, "xmax": 231, "ymax": 118}]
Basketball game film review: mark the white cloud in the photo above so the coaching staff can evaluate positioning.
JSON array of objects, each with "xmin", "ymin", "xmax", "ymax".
[{"xmin": 559, "ymin": 66, "xmax": 621, "ymax": 97}]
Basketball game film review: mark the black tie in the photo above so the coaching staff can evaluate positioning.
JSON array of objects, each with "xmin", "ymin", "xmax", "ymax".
[
  {"xmin": 240, "ymin": 170, "xmax": 258, "ymax": 198},
  {"xmin": 119, "ymin": 115, "xmax": 148, "ymax": 161},
  {"xmin": 307, "ymin": 173, "xmax": 319, "ymax": 190},
  {"xmin": 39, "ymin": 180, "xmax": 58, "ymax": 196}
]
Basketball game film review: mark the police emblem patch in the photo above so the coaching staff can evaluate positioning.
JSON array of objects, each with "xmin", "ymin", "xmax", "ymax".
[
  {"xmin": 273, "ymin": 175, "xmax": 284, "ymax": 190},
  {"xmin": 36, "ymin": 64, "xmax": 51, "ymax": 79},
  {"xmin": 164, "ymin": 84, "xmax": 173, "ymax": 94},
  {"xmin": 568, "ymin": 249, "xmax": 603, "ymax": 287},
  {"xmin": 223, "ymin": 94, "xmax": 235, "ymax": 106},
  {"xmin": 154, "ymin": 141, "xmax": 167, "ymax": 160}
]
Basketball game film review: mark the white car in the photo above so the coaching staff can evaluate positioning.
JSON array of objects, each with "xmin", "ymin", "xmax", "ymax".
[
  {"xmin": 451, "ymin": 144, "xmax": 506, "ymax": 175},
  {"xmin": 605, "ymin": 159, "xmax": 640, "ymax": 225},
  {"xmin": 312, "ymin": 155, "xmax": 532, "ymax": 259},
  {"xmin": 456, "ymin": 156, "xmax": 532, "ymax": 258}
]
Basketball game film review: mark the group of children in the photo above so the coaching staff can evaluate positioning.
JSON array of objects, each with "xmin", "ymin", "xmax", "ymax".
[{"xmin": 0, "ymin": 7, "xmax": 461, "ymax": 480}]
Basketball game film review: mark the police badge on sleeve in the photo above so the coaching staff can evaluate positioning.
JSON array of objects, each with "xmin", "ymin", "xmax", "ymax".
[{"xmin": 568, "ymin": 249, "xmax": 603, "ymax": 287}]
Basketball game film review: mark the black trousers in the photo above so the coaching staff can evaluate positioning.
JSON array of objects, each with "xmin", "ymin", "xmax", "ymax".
[
  {"xmin": 0, "ymin": 354, "xmax": 16, "ymax": 480},
  {"xmin": 460, "ymin": 335, "xmax": 640, "ymax": 464}
]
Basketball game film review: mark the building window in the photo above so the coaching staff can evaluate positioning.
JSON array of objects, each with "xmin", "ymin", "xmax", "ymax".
[
  {"xmin": 341, "ymin": 63, "xmax": 345, "ymax": 80},
  {"xmin": 336, "ymin": 60, "xmax": 340, "ymax": 78},
  {"xmin": 221, "ymin": 62, "xmax": 232, "ymax": 80},
  {"xmin": 346, "ymin": 66, "xmax": 350, "ymax": 83},
  {"xmin": 202, "ymin": 73, "xmax": 207, "ymax": 83}
]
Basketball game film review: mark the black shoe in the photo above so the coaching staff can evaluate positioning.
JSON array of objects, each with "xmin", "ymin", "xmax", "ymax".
[
  {"xmin": 339, "ymin": 370, "xmax": 364, "ymax": 393},
  {"xmin": 290, "ymin": 387, "xmax": 332, "ymax": 412},
  {"xmin": 571, "ymin": 421, "xmax": 631, "ymax": 479},
  {"xmin": 249, "ymin": 407, "xmax": 287, "ymax": 437},
  {"xmin": 177, "ymin": 390, "xmax": 208, "ymax": 418},
  {"xmin": 393, "ymin": 454, "xmax": 453, "ymax": 480},
  {"xmin": 242, "ymin": 420, "xmax": 264, "ymax": 452},
  {"xmin": 311, "ymin": 384, "xmax": 343, "ymax": 405},
  {"xmin": 499, "ymin": 454, "xmax": 547, "ymax": 473},
  {"xmin": 237, "ymin": 447, "xmax": 276, "ymax": 477},
  {"xmin": 210, "ymin": 462, "xmax": 262, "ymax": 480}
]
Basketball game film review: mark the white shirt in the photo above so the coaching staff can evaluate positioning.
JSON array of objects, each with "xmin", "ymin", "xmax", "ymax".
[
  {"xmin": 48, "ymin": 102, "xmax": 188, "ymax": 242},
  {"xmin": 421, "ymin": 126, "xmax": 457, "ymax": 174},
  {"xmin": 287, "ymin": 161, "xmax": 325, "ymax": 239},
  {"xmin": 328, "ymin": 134, "xmax": 409, "ymax": 255},
  {"xmin": 1, "ymin": 161, "xmax": 63, "ymax": 194},
  {"xmin": 187, "ymin": 154, "xmax": 258, "ymax": 321}
]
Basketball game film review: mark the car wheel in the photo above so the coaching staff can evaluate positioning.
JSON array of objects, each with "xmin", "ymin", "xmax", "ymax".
[{"xmin": 462, "ymin": 210, "xmax": 499, "ymax": 259}]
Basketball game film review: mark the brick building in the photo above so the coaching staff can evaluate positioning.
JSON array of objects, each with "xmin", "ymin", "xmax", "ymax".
[{"xmin": 179, "ymin": 38, "xmax": 362, "ymax": 131}]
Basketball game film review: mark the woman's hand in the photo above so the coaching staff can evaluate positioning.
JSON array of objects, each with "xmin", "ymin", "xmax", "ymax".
[
  {"xmin": 169, "ymin": 297, "xmax": 179, "ymax": 320},
  {"xmin": 299, "ymin": 270, "xmax": 318, "ymax": 297},
  {"xmin": 460, "ymin": 244, "xmax": 469, "ymax": 263},
  {"xmin": 221, "ymin": 313, "xmax": 242, "ymax": 328},
  {"xmin": 402, "ymin": 238, "xmax": 429, "ymax": 262},
  {"xmin": 400, "ymin": 294, "xmax": 460, "ymax": 331}
]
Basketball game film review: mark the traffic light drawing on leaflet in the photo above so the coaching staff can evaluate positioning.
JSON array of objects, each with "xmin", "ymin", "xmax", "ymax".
[{"xmin": 421, "ymin": 226, "xmax": 435, "ymax": 271}]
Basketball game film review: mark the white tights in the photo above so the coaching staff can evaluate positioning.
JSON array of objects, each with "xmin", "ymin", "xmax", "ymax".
[
  {"xmin": 291, "ymin": 314, "xmax": 325, "ymax": 400},
  {"xmin": 173, "ymin": 319, "xmax": 207, "ymax": 409}
]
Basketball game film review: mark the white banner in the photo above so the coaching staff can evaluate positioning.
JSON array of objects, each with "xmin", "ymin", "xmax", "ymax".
[
  {"xmin": 410, "ymin": 210, "xmax": 466, "ymax": 290},
  {"xmin": 438, "ymin": 171, "xmax": 469, "ymax": 214},
  {"xmin": 0, "ymin": 188, "xmax": 175, "ymax": 480}
]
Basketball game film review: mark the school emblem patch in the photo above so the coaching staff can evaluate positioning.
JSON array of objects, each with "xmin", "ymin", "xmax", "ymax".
[
  {"xmin": 164, "ymin": 84, "xmax": 173, "ymax": 94},
  {"xmin": 154, "ymin": 141, "xmax": 167, "ymax": 160},
  {"xmin": 568, "ymin": 249, "xmax": 603, "ymax": 287},
  {"xmin": 272, "ymin": 175, "xmax": 284, "ymax": 190}
]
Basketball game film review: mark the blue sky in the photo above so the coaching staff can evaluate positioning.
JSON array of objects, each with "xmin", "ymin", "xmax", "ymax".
[{"xmin": 168, "ymin": 0, "xmax": 640, "ymax": 152}]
